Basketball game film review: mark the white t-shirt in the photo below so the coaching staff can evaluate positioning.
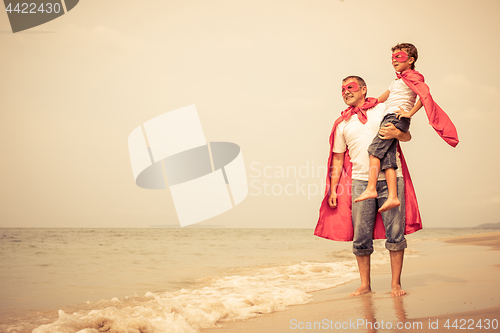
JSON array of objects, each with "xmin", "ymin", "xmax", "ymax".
[
  {"xmin": 384, "ymin": 78, "xmax": 417, "ymax": 115},
  {"xmin": 332, "ymin": 103, "xmax": 403, "ymax": 181}
]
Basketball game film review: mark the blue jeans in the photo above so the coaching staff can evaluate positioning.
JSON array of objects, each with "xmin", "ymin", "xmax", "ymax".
[{"xmin": 351, "ymin": 178, "xmax": 407, "ymax": 256}]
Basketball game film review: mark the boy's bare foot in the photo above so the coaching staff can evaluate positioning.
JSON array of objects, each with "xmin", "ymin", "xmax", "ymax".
[
  {"xmin": 391, "ymin": 284, "xmax": 406, "ymax": 297},
  {"xmin": 378, "ymin": 197, "xmax": 400, "ymax": 213},
  {"xmin": 349, "ymin": 285, "xmax": 372, "ymax": 296},
  {"xmin": 354, "ymin": 189, "xmax": 377, "ymax": 203}
]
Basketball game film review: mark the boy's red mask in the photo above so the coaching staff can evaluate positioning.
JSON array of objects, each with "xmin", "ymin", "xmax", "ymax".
[
  {"xmin": 342, "ymin": 82, "xmax": 360, "ymax": 95},
  {"xmin": 392, "ymin": 51, "xmax": 409, "ymax": 63}
]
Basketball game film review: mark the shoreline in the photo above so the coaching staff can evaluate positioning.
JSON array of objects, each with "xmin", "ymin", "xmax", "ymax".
[
  {"xmin": 1, "ymin": 231, "xmax": 499, "ymax": 333},
  {"xmin": 201, "ymin": 231, "xmax": 500, "ymax": 333}
]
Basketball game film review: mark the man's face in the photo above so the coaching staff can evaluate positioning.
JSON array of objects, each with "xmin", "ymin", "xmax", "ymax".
[{"xmin": 342, "ymin": 78, "xmax": 366, "ymax": 107}]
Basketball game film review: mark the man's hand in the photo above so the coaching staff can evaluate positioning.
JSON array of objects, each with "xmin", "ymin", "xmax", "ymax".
[
  {"xmin": 378, "ymin": 123, "xmax": 400, "ymax": 140},
  {"xmin": 379, "ymin": 123, "xmax": 411, "ymax": 142},
  {"xmin": 328, "ymin": 192, "xmax": 338, "ymax": 208},
  {"xmin": 395, "ymin": 106, "xmax": 412, "ymax": 119}
]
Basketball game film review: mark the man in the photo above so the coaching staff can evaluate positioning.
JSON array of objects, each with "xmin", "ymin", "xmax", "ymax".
[{"xmin": 314, "ymin": 76, "xmax": 422, "ymax": 297}]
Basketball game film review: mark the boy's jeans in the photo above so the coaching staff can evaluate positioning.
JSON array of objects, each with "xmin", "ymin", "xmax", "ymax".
[
  {"xmin": 367, "ymin": 113, "xmax": 411, "ymax": 171},
  {"xmin": 351, "ymin": 177, "xmax": 407, "ymax": 256}
]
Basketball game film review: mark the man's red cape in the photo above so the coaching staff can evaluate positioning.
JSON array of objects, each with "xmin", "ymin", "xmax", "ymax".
[
  {"xmin": 314, "ymin": 103, "xmax": 423, "ymax": 241},
  {"xmin": 399, "ymin": 69, "xmax": 459, "ymax": 147}
]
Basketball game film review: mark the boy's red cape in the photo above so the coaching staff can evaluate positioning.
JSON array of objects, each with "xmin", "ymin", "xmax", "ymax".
[
  {"xmin": 314, "ymin": 98, "xmax": 423, "ymax": 241},
  {"xmin": 398, "ymin": 69, "xmax": 459, "ymax": 147}
]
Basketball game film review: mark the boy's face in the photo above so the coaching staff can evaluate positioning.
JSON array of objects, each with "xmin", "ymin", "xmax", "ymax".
[
  {"xmin": 392, "ymin": 49, "xmax": 414, "ymax": 73},
  {"xmin": 342, "ymin": 78, "xmax": 366, "ymax": 107}
]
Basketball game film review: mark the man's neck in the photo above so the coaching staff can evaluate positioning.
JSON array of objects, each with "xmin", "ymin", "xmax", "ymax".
[{"xmin": 352, "ymin": 99, "xmax": 366, "ymax": 108}]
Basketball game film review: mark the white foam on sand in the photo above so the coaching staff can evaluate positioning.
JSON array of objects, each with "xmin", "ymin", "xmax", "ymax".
[{"xmin": 31, "ymin": 251, "xmax": 390, "ymax": 333}]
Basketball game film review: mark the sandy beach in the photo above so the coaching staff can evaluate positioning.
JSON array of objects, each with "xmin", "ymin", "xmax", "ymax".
[{"xmin": 202, "ymin": 231, "xmax": 500, "ymax": 333}]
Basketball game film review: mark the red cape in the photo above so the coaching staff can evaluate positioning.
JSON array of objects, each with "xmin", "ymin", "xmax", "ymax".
[
  {"xmin": 399, "ymin": 69, "xmax": 459, "ymax": 147},
  {"xmin": 314, "ymin": 103, "xmax": 423, "ymax": 241}
]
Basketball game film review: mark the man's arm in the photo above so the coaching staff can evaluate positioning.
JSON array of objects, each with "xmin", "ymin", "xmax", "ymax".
[
  {"xmin": 378, "ymin": 123, "xmax": 412, "ymax": 142},
  {"xmin": 328, "ymin": 152, "xmax": 345, "ymax": 208}
]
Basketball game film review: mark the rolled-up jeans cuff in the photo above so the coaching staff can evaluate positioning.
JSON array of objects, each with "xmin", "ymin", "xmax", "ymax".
[
  {"xmin": 385, "ymin": 238, "xmax": 407, "ymax": 252},
  {"xmin": 353, "ymin": 247, "xmax": 374, "ymax": 256}
]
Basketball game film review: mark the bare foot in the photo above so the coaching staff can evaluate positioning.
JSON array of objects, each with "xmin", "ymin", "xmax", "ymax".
[
  {"xmin": 349, "ymin": 285, "xmax": 372, "ymax": 296},
  {"xmin": 378, "ymin": 197, "xmax": 400, "ymax": 213},
  {"xmin": 391, "ymin": 284, "xmax": 406, "ymax": 297},
  {"xmin": 354, "ymin": 189, "xmax": 377, "ymax": 203}
]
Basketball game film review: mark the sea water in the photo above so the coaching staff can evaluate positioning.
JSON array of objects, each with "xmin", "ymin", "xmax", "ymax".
[{"xmin": 0, "ymin": 228, "xmax": 491, "ymax": 333}]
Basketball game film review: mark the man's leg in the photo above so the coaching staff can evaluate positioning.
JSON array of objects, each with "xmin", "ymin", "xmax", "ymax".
[
  {"xmin": 351, "ymin": 254, "xmax": 371, "ymax": 296},
  {"xmin": 390, "ymin": 249, "xmax": 405, "ymax": 297},
  {"xmin": 378, "ymin": 177, "xmax": 407, "ymax": 297},
  {"xmin": 351, "ymin": 180, "xmax": 378, "ymax": 296}
]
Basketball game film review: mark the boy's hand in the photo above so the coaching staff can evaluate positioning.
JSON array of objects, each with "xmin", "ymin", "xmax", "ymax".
[
  {"xmin": 395, "ymin": 106, "xmax": 412, "ymax": 119},
  {"xmin": 328, "ymin": 192, "xmax": 338, "ymax": 208}
]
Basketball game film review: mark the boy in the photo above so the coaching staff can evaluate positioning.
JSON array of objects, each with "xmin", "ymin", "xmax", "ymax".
[{"xmin": 354, "ymin": 43, "xmax": 458, "ymax": 212}]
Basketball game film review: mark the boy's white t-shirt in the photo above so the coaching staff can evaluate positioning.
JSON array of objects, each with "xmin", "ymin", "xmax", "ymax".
[
  {"xmin": 332, "ymin": 103, "xmax": 403, "ymax": 181},
  {"xmin": 384, "ymin": 78, "xmax": 417, "ymax": 115}
]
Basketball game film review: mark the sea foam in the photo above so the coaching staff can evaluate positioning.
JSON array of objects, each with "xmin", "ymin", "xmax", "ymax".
[{"xmin": 32, "ymin": 254, "xmax": 388, "ymax": 333}]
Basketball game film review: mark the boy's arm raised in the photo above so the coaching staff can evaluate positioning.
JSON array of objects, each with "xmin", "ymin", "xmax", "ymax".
[{"xmin": 377, "ymin": 90, "xmax": 390, "ymax": 103}]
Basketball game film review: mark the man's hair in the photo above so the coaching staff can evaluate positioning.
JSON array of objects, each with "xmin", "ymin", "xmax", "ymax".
[
  {"xmin": 342, "ymin": 75, "xmax": 367, "ymax": 96},
  {"xmin": 392, "ymin": 43, "xmax": 418, "ymax": 70}
]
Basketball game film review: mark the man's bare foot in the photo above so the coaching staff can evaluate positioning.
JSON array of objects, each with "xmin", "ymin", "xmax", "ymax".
[
  {"xmin": 391, "ymin": 284, "xmax": 406, "ymax": 297},
  {"xmin": 349, "ymin": 285, "xmax": 372, "ymax": 296},
  {"xmin": 378, "ymin": 197, "xmax": 400, "ymax": 213},
  {"xmin": 354, "ymin": 189, "xmax": 377, "ymax": 203}
]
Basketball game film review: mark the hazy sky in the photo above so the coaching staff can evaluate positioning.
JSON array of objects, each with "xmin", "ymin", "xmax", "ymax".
[{"xmin": 1, "ymin": 0, "xmax": 499, "ymax": 228}]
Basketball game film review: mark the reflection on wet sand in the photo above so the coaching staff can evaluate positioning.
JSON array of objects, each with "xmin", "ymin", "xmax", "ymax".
[{"xmin": 356, "ymin": 293, "xmax": 408, "ymax": 333}]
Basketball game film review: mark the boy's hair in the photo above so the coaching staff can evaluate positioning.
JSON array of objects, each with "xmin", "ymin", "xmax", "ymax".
[
  {"xmin": 392, "ymin": 43, "xmax": 418, "ymax": 70},
  {"xmin": 342, "ymin": 75, "xmax": 367, "ymax": 96}
]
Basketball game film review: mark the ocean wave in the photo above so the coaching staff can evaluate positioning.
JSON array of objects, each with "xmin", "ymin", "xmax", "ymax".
[{"xmin": 31, "ymin": 255, "xmax": 389, "ymax": 333}]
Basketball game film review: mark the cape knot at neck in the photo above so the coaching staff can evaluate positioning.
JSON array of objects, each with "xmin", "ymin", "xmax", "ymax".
[{"xmin": 342, "ymin": 106, "xmax": 367, "ymax": 124}]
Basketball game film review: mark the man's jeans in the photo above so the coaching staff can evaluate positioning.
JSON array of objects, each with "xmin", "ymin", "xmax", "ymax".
[{"xmin": 351, "ymin": 177, "xmax": 407, "ymax": 256}]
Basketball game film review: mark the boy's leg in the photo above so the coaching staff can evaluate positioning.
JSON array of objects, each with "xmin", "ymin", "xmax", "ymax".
[
  {"xmin": 378, "ymin": 177, "xmax": 407, "ymax": 297},
  {"xmin": 377, "ymin": 135, "xmax": 400, "ymax": 212},
  {"xmin": 354, "ymin": 154, "xmax": 380, "ymax": 202},
  {"xmin": 379, "ymin": 167, "xmax": 401, "ymax": 212},
  {"xmin": 355, "ymin": 114, "xmax": 400, "ymax": 203}
]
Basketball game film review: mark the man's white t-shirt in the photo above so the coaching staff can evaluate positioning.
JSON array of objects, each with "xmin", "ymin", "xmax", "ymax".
[
  {"xmin": 332, "ymin": 103, "xmax": 403, "ymax": 181},
  {"xmin": 384, "ymin": 78, "xmax": 417, "ymax": 115}
]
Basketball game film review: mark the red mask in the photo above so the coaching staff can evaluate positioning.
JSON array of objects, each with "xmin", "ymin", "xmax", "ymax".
[
  {"xmin": 342, "ymin": 81, "xmax": 359, "ymax": 95},
  {"xmin": 392, "ymin": 51, "xmax": 408, "ymax": 63}
]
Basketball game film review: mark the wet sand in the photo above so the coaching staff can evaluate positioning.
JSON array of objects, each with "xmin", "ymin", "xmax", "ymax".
[{"xmin": 202, "ymin": 231, "xmax": 500, "ymax": 332}]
